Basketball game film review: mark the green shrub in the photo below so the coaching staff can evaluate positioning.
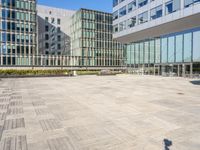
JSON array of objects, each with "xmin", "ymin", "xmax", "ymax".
[{"xmin": 0, "ymin": 69, "xmax": 69, "ymax": 76}]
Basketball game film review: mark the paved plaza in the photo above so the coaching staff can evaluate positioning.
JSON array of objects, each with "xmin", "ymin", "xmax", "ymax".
[{"xmin": 0, "ymin": 75, "xmax": 200, "ymax": 150}]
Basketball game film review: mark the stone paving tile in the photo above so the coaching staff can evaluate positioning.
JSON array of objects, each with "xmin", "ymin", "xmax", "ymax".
[
  {"xmin": 0, "ymin": 135, "xmax": 28, "ymax": 150},
  {"xmin": 0, "ymin": 75, "xmax": 199, "ymax": 150},
  {"xmin": 47, "ymin": 136, "xmax": 80, "ymax": 150},
  {"xmin": 39, "ymin": 119, "xmax": 62, "ymax": 131},
  {"xmin": 3, "ymin": 118, "xmax": 25, "ymax": 130}
]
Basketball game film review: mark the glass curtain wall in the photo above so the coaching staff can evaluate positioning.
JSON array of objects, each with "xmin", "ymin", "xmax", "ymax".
[
  {"xmin": 0, "ymin": 0, "xmax": 37, "ymax": 65},
  {"xmin": 71, "ymin": 9, "xmax": 125, "ymax": 67},
  {"xmin": 126, "ymin": 27, "xmax": 200, "ymax": 66}
]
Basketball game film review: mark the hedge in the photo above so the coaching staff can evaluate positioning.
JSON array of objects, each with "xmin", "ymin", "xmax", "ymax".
[{"xmin": 0, "ymin": 69, "xmax": 69, "ymax": 76}]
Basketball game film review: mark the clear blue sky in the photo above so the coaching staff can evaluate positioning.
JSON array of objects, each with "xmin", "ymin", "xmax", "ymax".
[{"xmin": 38, "ymin": 0, "xmax": 112, "ymax": 13}]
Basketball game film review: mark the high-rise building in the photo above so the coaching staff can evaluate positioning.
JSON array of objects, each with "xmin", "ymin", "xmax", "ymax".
[
  {"xmin": 71, "ymin": 8, "xmax": 125, "ymax": 66},
  {"xmin": 113, "ymin": 0, "xmax": 200, "ymax": 76},
  {"xmin": 37, "ymin": 5, "xmax": 75, "ymax": 56},
  {"xmin": 0, "ymin": 0, "xmax": 37, "ymax": 65}
]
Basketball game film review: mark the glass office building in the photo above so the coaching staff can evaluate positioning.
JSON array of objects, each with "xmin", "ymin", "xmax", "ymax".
[
  {"xmin": 126, "ymin": 28, "xmax": 200, "ymax": 75},
  {"xmin": 0, "ymin": 0, "xmax": 37, "ymax": 65},
  {"xmin": 113, "ymin": 0, "xmax": 200, "ymax": 76},
  {"xmin": 71, "ymin": 8, "xmax": 125, "ymax": 66}
]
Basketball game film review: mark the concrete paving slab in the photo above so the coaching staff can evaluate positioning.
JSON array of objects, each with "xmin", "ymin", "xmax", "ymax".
[{"xmin": 0, "ymin": 75, "xmax": 199, "ymax": 150}]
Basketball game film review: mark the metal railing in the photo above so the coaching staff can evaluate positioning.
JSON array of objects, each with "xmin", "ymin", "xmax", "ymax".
[{"xmin": 0, "ymin": 54, "xmax": 126, "ymax": 68}]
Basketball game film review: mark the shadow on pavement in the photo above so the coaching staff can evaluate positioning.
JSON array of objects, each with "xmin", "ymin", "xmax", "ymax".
[
  {"xmin": 190, "ymin": 80, "xmax": 200, "ymax": 85},
  {"xmin": 163, "ymin": 139, "xmax": 173, "ymax": 150}
]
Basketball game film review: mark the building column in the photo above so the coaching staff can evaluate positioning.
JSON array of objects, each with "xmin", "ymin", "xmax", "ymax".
[
  {"xmin": 190, "ymin": 63, "xmax": 193, "ymax": 78},
  {"xmin": 0, "ymin": 54, "xmax": 2, "ymax": 66},
  {"xmin": 32, "ymin": 55, "xmax": 35, "ymax": 66},
  {"xmin": 178, "ymin": 64, "xmax": 180, "ymax": 77},
  {"xmin": 154, "ymin": 65, "xmax": 156, "ymax": 75},
  {"xmin": 41, "ymin": 55, "xmax": 43, "ymax": 66},
  {"xmin": 182, "ymin": 64, "xmax": 185, "ymax": 77}
]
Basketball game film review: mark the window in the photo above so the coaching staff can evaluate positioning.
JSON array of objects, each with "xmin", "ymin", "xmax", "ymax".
[
  {"xmin": 119, "ymin": 6, "xmax": 127, "ymax": 17},
  {"xmin": 21, "ymin": 24, "xmax": 24, "ymax": 32},
  {"xmin": 21, "ymin": 12, "xmax": 24, "ymax": 20},
  {"xmin": 57, "ymin": 35, "xmax": 61, "ymax": 41},
  {"xmin": 21, "ymin": 1, "xmax": 25, "ymax": 9},
  {"xmin": 25, "ymin": 24, "xmax": 29, "ymax": 32},
  {"xmin": 144, "ymin": 41, "xmax": 149, "ymax": 63},
  {"xmin": 113, "ymin": 0, "xmax": 118, "ymax": 6},
  {"xmin": 165, "ymin": 1, "xmax": 173, "ymax": 14},
  {"xmin": 165, "ymin": 0, "xmax": 180, "ymax": 15},
  {"xmin": 12, "ymin": 22, "xmax": 15, "ymax": 31},
  {"xmin": 51, "ymin": 18, "xmax": 55, "ymax": 24},
  {"xmin": 45, "ymin": 17, "xmax": 48, "ymax": 22},
  {"xmin": 12, "ymin": 11, "xmax": 15, "ymax": 19},
  {"xmin": 25, "ymin": 13, "xmax": 29, "ymax": 21},
  {"xmin": 16, "ymin": 0, "xmax": 20, "ymax": 8},
  {"xmin": 57, "ymin": 18, "xmax": 61, "ymax": 25},
  {"xmin": 155, "ymin": 39, "xmax": 161, "ymax": 63},
  {"xmin": 57, "ymin": 27, "xmax": 61, "ymax": 33},
  {"xmin": 17, "ymin": 34, "xmax": 20, "ymax": 43},
  {"xmin": 113, "ymin": 11, "xmax": 118, "ymax": 21},
  {"xmin": 175, "ymin": 34, "xmax": 183, "ymax": 62},
  {"xmin": 127, "ymin": 17, "xmax": 137, "ymax": 28},
  {"xmin": 16, "ymin": 23, "xmax": 20, "ymax": 32},
  {"xmin": 150, "ymin": 40, "xmax": 155, "ymax": 63},
  {"xmin": 135, "ymin": 43, "xmax": 139, "ymax": 64},
  {"xmin": 2, "ymin": 21, "xmax": 6, "ymax": 30},
  {"xmin": 45, "ymin": 34, "xmax": 49, "ymax": 40},
  {"xmin": 2, "ymin": 33, "xmax": 6, "ymax": 42},
  {"xmin": 119, "ymin": 21, "xmax": 126, "ymax": 31},
  {"xmin": 193, "ymin": 30, "xmax": 200, "ymax": 62},
  {"xmin": 45, "ymin": 25, "xmax": 49, "ymax": 32},
  {"xmin": 161, "ymin": 37, "xmax": 168, "ymax": 63},
  {"xmin": 128, "ymin": 0, "xmax": 137, "ymax": 13},
  {"xmin": 184, "ymin": 0, "xmax": 200, "ymax": 7},
  {"xmin": 168, "ymin": 36, "xmax": 175, "ymax": 62},
  {"xmin": 2, "ymin": 9, "xmax": 7, "ymax": 19},
  {"xmin": 21, "ymin": 35, "xmax": 24, "ymax": 43},
  {"xmin": 45, "ymin": 43, "xmax": 49, "ymax": 49},
  {"xmin": 140, "ymin": 42, "xmax": 144, "ymax": 64},
  {"xmin": 26, "ymin": 35, "xmax": 29, "ymax": 43},
  {"xmin": 184, "ymin": 33, "xmax": 192, "ymax": 62},
  {"xmin": 113, "ymin": 24, "xmax": 118, "ymax": 33},
  {"xmin": 138, "ymin": 11, "xmax": 148, "ymax": 24},
  {"xmin": 57, "ymin": 44, "xmax": 61, "ymax": 50},
  {"xmin": 138, "ymin": 0, "xmax": 148, "ymax": 8},
  {"xmin": 119, "ymin": 0, "xmax": 125, "ymax": 3},
  {"xmin": 150, "ymin": 5, "xmax": 162, "ymax": 20}
]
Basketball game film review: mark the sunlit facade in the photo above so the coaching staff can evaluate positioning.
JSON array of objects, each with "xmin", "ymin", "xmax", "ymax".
[
  {"xmin": 71, "ymin": 9, "xmax": 125, "ymax": 66},
  {"xmin": 0, "ymin": 0, "xmax": 37, "ymax": 65},
  {"xmin": 37, "ymin": 5, "xmax": 75, "ymax": 56},
  {"xmin": 113, "ymin": 0, "xmax": 200, "ymax": 76}
]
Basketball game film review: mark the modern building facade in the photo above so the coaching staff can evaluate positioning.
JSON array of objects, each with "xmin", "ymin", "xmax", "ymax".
[
  {"xmin": 37, "ymin": 5, "xmax": 75, "ymax": 56},
  {"xmin": 0, "ymin": 0, "xmax": 37, "ymax": 65},
  {"xmin": 71, "ymin": 8, "xmax": 125, "ymax": 66},
  {"xmin": 113, "ymin": 0, "xmax": 200, "ymax": 76}
]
